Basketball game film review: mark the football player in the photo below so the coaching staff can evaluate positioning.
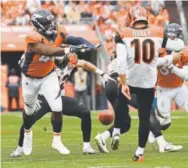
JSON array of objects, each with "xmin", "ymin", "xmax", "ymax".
[
  {"xmin": 149, "ymin": 23, "xmax": 188, "ymax": 152},
  {"xmin": 110, "ymin": 5, "xmax": 166, "ymax": 161},
  {"xmin": 95, "ymin": 22, "xmax": 187, "ymax": 155},
  {"xmin": 10, "ymin": 57, "xmax": 113, "ymax": 157},
  {"xmin": 21, "ymin": 9, "xmax": 99, "ymax": 156}
]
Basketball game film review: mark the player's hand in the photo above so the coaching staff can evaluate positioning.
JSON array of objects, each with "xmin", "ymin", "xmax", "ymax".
[
  {"xmin": 101, "ymin": 73, "xmax": 116, "ymax": 84},
  {"xmin": 121, "ymin": 84, "xmax": 131, "ymax": 100},
  {"xmin": 67, "ymin": 52, "xmax": 78, "ymax": 66},
  {"xmin": 172, "ymin": 52, "xmax": 182, "ymax": 64},
  {"xmin": 180, "ymin": 48, "xmax": 188, "ymax": 64}
]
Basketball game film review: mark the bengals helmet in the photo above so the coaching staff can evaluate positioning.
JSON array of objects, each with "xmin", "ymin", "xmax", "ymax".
[
  {"xmin": 129, "ymin": 5, "xmax": 148, "ymax": 26},
  {"xmin": 31, "ymin": 9, "xmax": 56, "ymax": 36}
]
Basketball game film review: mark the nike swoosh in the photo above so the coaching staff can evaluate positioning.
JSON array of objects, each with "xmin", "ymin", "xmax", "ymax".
[
  {"xmin": 100, "ymin": 137, "xmax": 105, "ymax": 146},
  {"xmin": 164, "ymin": 146, "xmax": 174, "ymax": 151}
]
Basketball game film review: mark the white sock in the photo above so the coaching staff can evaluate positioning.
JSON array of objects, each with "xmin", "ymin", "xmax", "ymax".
[
  {"xmin": 53, "ymin": 133, "xmax": 61, "ymax": 142},
  {"xmin": 112, "ymin": 128, "xmax": 120, "ymax": 137},
  {"xmin": 18, "ymin": 146, "xmax": 23, "ymax": 150},
  {"xmin": 24, "ymin": 129, "xmax": 32, "ymax": 133},
  {"xmin": 101, "ymin": 131, "xmax": 110, "ymax": 141},
  {"xmin": 156, "ymin": 135, "xmax": 167, "ymax": 148},
  {"xmin": 135, "ymin": 146, "xmax": 144, "ymax": 155},
  {"xmin": 83, "ymin": 142, "xmax": 90, "ymax": 149}
]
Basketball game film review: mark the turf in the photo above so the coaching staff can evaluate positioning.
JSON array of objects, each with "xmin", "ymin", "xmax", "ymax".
[{"xmin": 1, "ymin": 111, "xmax": 188, "ymax": 168}]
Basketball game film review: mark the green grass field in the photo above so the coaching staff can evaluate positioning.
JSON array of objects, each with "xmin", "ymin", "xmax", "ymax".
[{"xmin": 1, "ymin": 111, "xmax": 188, "ymax": 168}]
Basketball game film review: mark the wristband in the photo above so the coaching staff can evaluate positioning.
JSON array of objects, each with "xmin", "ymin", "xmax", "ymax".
[{"xmin": 95, "ymin": 69, "xmax": 104, "ymax": 76}]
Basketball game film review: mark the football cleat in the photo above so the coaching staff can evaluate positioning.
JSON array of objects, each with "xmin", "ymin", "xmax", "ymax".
[
  {"xmin": 95, "ymin": 133, "xmax": 109, "ymax": 153},
  {"xmin": 83, "ymin": 146, "xmax": 98, "ymax": 155},
  {"xmin": 148, "ymin": 131, "xmax": 156, "ymax": 144},
  {"xmin": 23, "ymin": 130, "xmax": 33, "ymax": 155},
  {"xmin": 52, "ymin": 140, "xmax": 70, "ymax": 155},
  {"xmin": 111, "ymin": 133, "xmax": 120, "ymax": 151},
  {"xmin": 10, "ymin": 146, "xmax": 23, "ymax": 157},
  {"xmin": 159, "ymin": 143, "xmax": 183, "ymax": 153},
  {"xmin": 132, "ymin": 154, "xmax": 144, "ymax": 162}
]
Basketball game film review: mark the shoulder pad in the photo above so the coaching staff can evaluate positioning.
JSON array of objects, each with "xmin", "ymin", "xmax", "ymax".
[
  {"xmin": 25, "ymin": 31, "xmax": 42, "ymax": 44},
  {"xmin": 114, "ymin": 31, "xmax": 124, "ymax": 44}
]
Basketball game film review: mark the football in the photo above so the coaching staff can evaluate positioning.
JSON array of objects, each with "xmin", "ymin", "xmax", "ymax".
[{"xmin": 98, "ymin": 111, "xmax": 114, "ymax": 125}]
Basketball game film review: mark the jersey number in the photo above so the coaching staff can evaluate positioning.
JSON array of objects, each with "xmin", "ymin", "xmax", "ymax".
[
  {"xmin": 39, "ymin": 56, "xmax": 51, "ymax": 62},
  {"xmin": 131, "ymin": 39, "xmax": 155, "ymax": 64}
]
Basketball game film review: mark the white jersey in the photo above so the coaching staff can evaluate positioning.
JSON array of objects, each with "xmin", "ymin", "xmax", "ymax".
[
  {"xmin": 107, "ymin": 58, "xmax": 118, "ymax": 75},
  {"xmin": 116, "ymin": 25, "xmax": 164, "ymax": 88}
]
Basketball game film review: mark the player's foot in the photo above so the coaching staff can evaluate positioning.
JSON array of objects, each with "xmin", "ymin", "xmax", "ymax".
[
  {"xmin": 111, "ymin": 133, "xmax": 120, "ymax": 151},
  {"xmin": 159, "ymin": 143, "xmax": 183, "ymax": 153},
  {"xmin": 52, "ymin": 140, "xmax": 70, "ymax": 155},
  {"xmin": 23, "ymin": 130, "xmax": 33, "ymax": 155},
  {"xmin": 95, "ymin": 133, "xmax": 109, "ymax": 153},
  {"xmin": 148, "ymin": 131, "xmax": 156, "ymax": 143},
  {"xmin": 10, "ymin": 146, "xmax": 23, "ymax": 157},
  {"xmin": 83, "ymin": 146, "xmax": 98, "ymax": 155},
  {"xmin": 132, "ymin": 154, "xmax": 144, "ymax": 162}
]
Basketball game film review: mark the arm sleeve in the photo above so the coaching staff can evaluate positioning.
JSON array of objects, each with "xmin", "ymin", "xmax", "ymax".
[
  {"xmin": 157, "ymin": 55, "xmax": 173, "ymax": 67},
  {"xmin": 65, "ymin": 36, "xmax": 92, "ymax": 45},
  {"xmin": 116, "ymin": 43, "xmax": 127, "ymax": 75},
  {"xmin": 171, "ymin": 66, "xmax": 188, "ymax": 81}
]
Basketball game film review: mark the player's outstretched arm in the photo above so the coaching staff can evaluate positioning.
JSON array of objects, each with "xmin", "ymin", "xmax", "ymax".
[
  {"xmin": 115, "ymin": 38, "xmax": 131, "ymax": 100},
  {"xmin": 28, "ymin": 43, "xmax": 69, "ymax": 57},
  {"xmin": 171, "ymin": 63, "xmax": 188, "ymax": 81},
  {"xmin": 157, "ymin": 52, "xmax": 182, "ymax": 67}
]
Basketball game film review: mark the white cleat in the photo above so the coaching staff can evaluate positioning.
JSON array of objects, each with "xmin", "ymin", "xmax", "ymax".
[
  {"xmin": 23, "ymin": 130, "xmax": 33, "ymax": 155},
  {"xmin": 148, "ymin": 131, "xmax": 156, "ymax": 144},
  {"xmin": 159, "ymin": 143, "xmax": 183, "ymax": 153},
  {"xmin": 52, "ymin": 140, "xmax": 70, "ymax": 155},
  {"xmin": 111, "ymin": 134, "xmax": 120, "ymax": 151},
  {"xmin": 83, "ymin": 146, "xmax": 98, "ymax": 155},
  {"xmin": 10, "ymin": 146, "xmax": 24, "ymax": 157},
  {"xmin": 95, "ymin": 133, "xmax": 109, "ymax": 153}
]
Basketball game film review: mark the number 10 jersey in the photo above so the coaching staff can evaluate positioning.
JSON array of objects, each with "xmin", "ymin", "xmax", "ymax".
[{"xmin": 118, "ymin": 25, "xmax": 164, "ymax": 88}]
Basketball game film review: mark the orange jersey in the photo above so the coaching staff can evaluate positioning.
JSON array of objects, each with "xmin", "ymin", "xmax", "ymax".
[
  {"xmin": 21, "ymin": 26, "xmax": 67, "ymax": 78},
  {"xmin": 158, "ymin": 47, "xmax": 188, "ymax": 88},
  {"xmin": 157, "ymin": 55, "xmax": 183, "ymax": 88}
]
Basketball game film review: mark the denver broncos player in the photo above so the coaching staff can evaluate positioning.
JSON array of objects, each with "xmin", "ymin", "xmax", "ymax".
[
  {"xmin": 21, "ymin": 9, "xmax": 97, "ymax": 156},
  {"xmin": 113, "ymin": 5, "xmax": 165, "ymax": 161},
  {"xmin": 149, "ymin": 23, "xmax": 188, "ymax": 152},
  {"xmin": 10, "ymin": 57, "xmax": 113, "ymax": 157}
]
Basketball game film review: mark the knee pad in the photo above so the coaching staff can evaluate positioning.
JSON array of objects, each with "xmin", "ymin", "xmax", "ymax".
[
  {"xmin": 158, "ymin": 116, "xmax": 171, "ymax": 128},
  {"xmin": 79, "ymin": 105, "xmax": 91, "ymax": 120},
  {"xmin": 161, "ymin": 122, "xmax": 171, "ymax": 131}
]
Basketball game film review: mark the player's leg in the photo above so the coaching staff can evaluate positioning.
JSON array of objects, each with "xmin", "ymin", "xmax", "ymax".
[
  {"xmin": 175, "ymin": 85, "xmax": 188, "ymax": 113},
  {"xmin": 95, "ymin": 77, "xmax": 133, "ymax": 153},
  {"xmin": 154, "ymin": 87, "xmax": 176, "ymax": 152},
  {"xmin": 21, "ymin": 74, "xmax": 41, "ymax": 155},
  {"xmin": 133, "ymin": 87, "xmax": 154, "ymax": 161},
  {"xmin": 62, "ymin": 96, "xmax": 97, "ymax": 154},
  {"xmin": 10, "ymin": 95, "xmax": 51, "ymax": 157},
  {"xmin": 41, "ymin": 71, "xmax": 69, "ymax": 155},
  {"xmin": 111, "ymin": 83, "xmax": 130, "ymax": 150}
]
